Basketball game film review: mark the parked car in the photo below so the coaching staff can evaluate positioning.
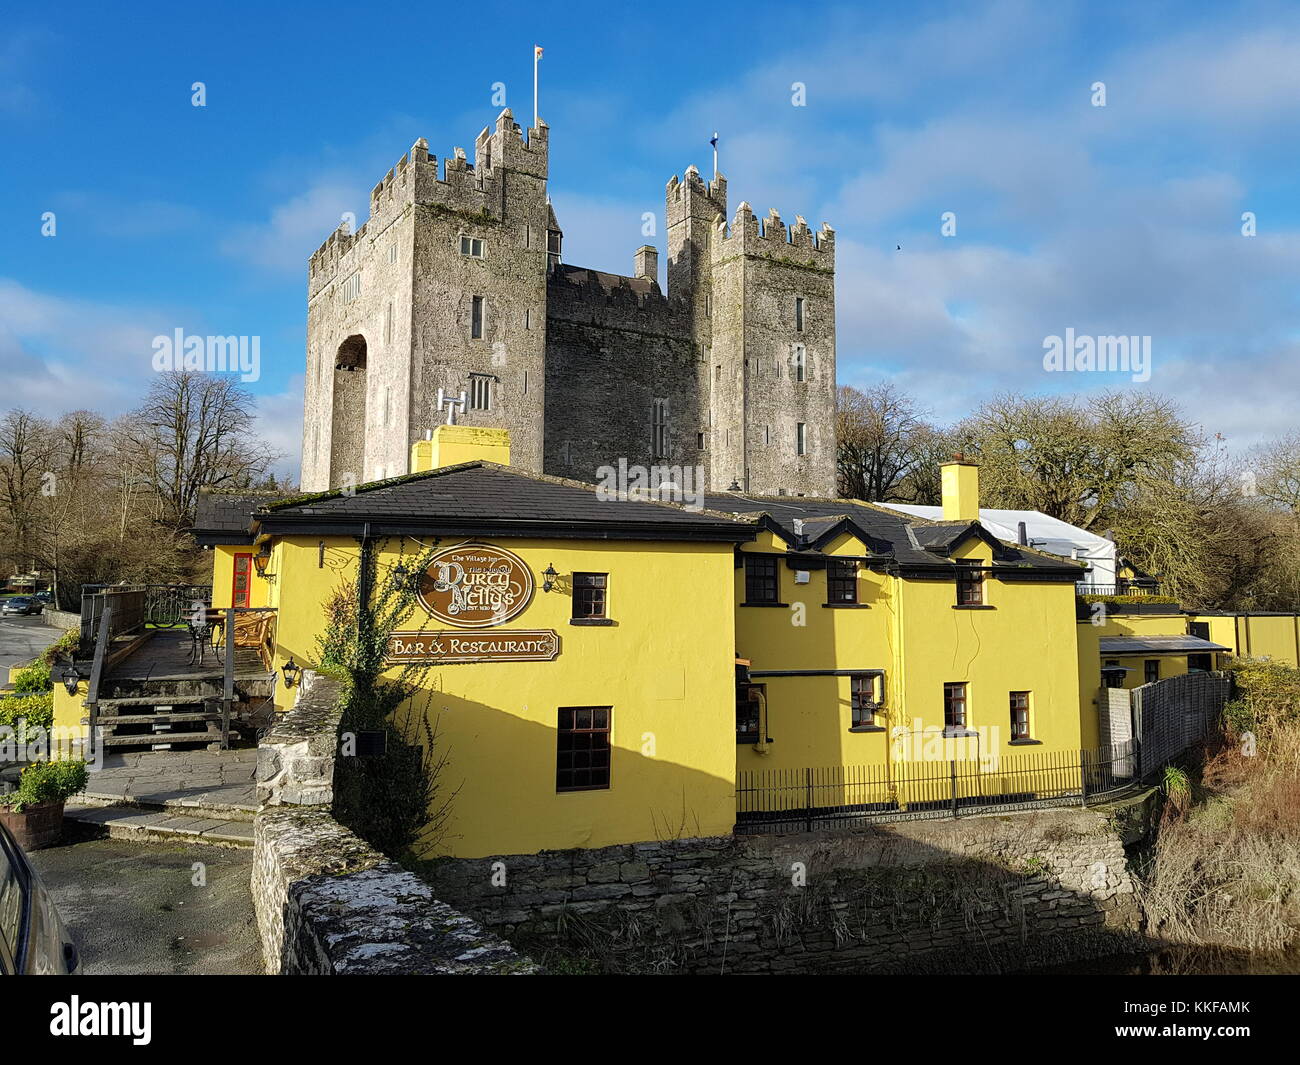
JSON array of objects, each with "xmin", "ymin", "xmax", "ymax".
[
  {"xmin": 31, "ymin": 592, "xmax": 53, "ymax": 604},
  {"xmin": 0, "ymin": 821, "xmax": 79, "ymax": 974},
  {"xmin": 0, "ymin": 598, "xmax": 42, "ymax": 616}
]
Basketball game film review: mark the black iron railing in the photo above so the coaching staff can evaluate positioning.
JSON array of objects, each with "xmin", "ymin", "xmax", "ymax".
[
  {"xmin": 736, "ymin": 741, "xmax": 1143, "ymax": 833},
  {"xmin": 1076, "ymin": 582, "xmax": 1161, "ymax": 597}
]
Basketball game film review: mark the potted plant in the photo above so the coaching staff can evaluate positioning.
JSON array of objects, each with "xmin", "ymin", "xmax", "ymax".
[{"xmin": 0, "ymin": 760, "xmax": 88, "ymax": 850}]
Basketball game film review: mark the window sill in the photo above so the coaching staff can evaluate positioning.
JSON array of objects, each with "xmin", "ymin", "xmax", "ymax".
[
  {"xmin": 943, "ymin": 728, "xmax": 979, "ymax": 738},
  {"xmin": 741, "ymin": 602, "xmax": 789, "ymax": 608},
  {"xmin": 848, "ymin": 725, "xmax": 886, "ymax": 733},
  {"xmin": 569, "ymin": 618, "xmax": 616, "ymax": 627},
  {"xmin": 952, "ymin": 604, "xmax": 995, "ymax": 610},
  {"xmin": 823, "ymin": 603, "xmax": 870, "ymax": 609},
  {"xmin": 1009, "ymin": 738, "xmax": 1042, "ymax": 746}
]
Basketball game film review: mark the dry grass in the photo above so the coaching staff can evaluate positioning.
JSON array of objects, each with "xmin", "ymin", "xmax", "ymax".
[{"xmin": 1140, "ymin": 667, "xmax": 1300, "ymax": 954}]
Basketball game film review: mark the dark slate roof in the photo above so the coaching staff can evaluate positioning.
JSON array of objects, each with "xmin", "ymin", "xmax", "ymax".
[
  {"xmin": 701, "ymin": 492, "xmax": 1083, "ymax": 577},
  {"xmin": 192, "ymin": 491, "xmax": 284, "ymax": 544},
  {"xmin": 549, "ymin": 263, "xmax": 658, "ymax": 297},
  {"xmin": 255, "ymin": 462, "xmax": 754, "ymax": 543},
  {"xmin": 1099, "ymin": 635, "xmax": 1230, "ymax": 655}
]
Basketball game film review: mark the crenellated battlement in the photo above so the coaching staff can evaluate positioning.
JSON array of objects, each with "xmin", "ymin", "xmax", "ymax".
[
  {"xmin": 666, "ymin": 165, "xmax": 728, "ymax": 225},
  {"xmin": 715, "ymin": 201, "xmax": 835, "ymax": 269},
  {"xmin": 308, "ymin": 109, "xmax": 549, "ymax": 292}
]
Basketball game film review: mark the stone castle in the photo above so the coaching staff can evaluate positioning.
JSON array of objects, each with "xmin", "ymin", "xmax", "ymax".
[{"xmin": 300, "ymin": 108, "xmax": 837, "ymax": 495}]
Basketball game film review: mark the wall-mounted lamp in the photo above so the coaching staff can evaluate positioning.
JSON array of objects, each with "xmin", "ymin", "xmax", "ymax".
[
  {"xmin": 542, "ymin": 563, "xmax": 558, "ymax": 592},
  {"xmin": 281, "ymin": 657, "xmax": 301, "ymax": 687},
  {"xmin": 252, "ymin": 544, "xmax": 273, "ymax": 579},
  {"xmin": 60, "ymin": 665, "xmax": 81, "ymax": 696}
]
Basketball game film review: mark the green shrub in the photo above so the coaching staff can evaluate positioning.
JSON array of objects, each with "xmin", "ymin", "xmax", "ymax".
[
  {"xmin": 0, "ymin": 692, "xmax": 54, "ymax": 731},
  {"xmin": 39, "ymin": 628, "xmax": 80, "ymax": 667},
  {"xmin": 10, "ymin": 660, "xmax": 51, "ymax": 693},
  {"xmin": 1078, "ymin": 593, "xmax": 1180, "ymax": 605},
  {"xmin": 0, "ymin": 759, "xmax": 88, "ymax": 811}
]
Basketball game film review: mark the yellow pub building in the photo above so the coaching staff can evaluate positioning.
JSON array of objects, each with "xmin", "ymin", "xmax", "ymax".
[{"xmin": 50, "ymin": 428, "xmax": 1270, "ymax": 859}]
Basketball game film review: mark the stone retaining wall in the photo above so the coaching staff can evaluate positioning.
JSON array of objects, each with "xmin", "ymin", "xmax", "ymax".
[
  {"xmin": 421, "ymin": 804, "xmax": 1148, "ymax": 974},
  {"xmin": 251, "ymin": 673, "xmax": 538, "ymax": 974}
]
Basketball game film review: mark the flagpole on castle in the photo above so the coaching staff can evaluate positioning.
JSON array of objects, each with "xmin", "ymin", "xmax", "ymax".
[
  {"xmin": 533, "ymin": 45, "xmax": 543, "ymax": 128},
  {"xmin": 711, "ymin": 131, "xmax": 719, "ymax": 181}
]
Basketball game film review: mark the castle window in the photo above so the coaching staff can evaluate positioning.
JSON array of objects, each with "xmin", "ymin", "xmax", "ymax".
[
  {"xmin": 572, "ymin": 573, "xmax": 608, "ymax": 620},
  {"xmin": 944, "ymin": 682, "xmax": 968, "ymax": 730},
  {"xmin": 1010, "ymin": 691, "xmax": 1031, "ymax": 740},
  {"xmin": 468, "ymin": 374, "xmax": 493, "ymax": 411},
  {"xmin": 706, "ymin": 292, "xmax": 712, "ymax": 318},
  {"xmin": 796, "ymin": 423, "xmax": 807, "ymax": 456},
  {"xmin": 471, "ymin": 296, "xmax": 484, "ymax": 339},
  {"xmin": 696, "ymin": 432, "xmax": 706, "ymax": 450},
  {"xmin": 793, "ymin": 345, "xmax": 806, "ymax": 382},
  {"xmin": 556, "ymin": 707, "xmax": 611, "ymax": 792},
  {"xmin": 388, "ymin": 243, "xmax": 398, "ymax": 264},
  {"xmin": 525, "ymin": 308, "xmax": 532, "ymax": 330},
  {"xmin": 827, "ymin": 560, "xmax": 858, "ymax": 604},
  {"xmin": 851, "ymin": 673, "xmax": 883, "ymax": 728},
  {"xmin": 795, "ymin": 296, "xmax": 805, "ymax": 332},
  {"xmin": 744, "ymin": 555, "xmax": 780, "ymax": 605},
  {"xmin": 460, "ymin": 235, "xmax": 485, "ymax": 258},
  {"xmin": 341, "ymin": 272, "xmax": 362, "ymax": 304},
  {"xmin": 652, "ymin": 399, "xmax": 668, "ymax": 459},
  {"xmin": 384, "ymin": 301, "xmax": 393, "ymax": 345},
  {"xmin": 763, "ymin": 426, "xmax": 771, "ymax": 447}
]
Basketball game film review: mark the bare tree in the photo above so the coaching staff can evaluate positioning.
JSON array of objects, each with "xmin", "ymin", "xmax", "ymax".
[
  {"xmin": 0, "ymin": 410, "xmax": 57, "ymax": 576},
  {"xmin": 836, "ymin": 383, "xmax": 939, "ymax": 501},
  {"xmin": 119, "ymin": 372, "xmax": 277, "ymax": 531}
]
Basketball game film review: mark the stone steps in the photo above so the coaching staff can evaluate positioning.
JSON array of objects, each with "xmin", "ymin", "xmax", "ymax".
[{"xmin": 64, "ymin": 802, "xmax": 255, "ymax": 849}]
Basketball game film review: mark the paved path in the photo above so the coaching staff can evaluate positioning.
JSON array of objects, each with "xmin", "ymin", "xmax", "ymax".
[
  {"xmin": 0, "ymin": 613, "xmax": 66, "ymax": 675},
  {"xmin": 81, "ymin": 749, "xmax": 258, "ymax": 810},
  {"xmin": 28, "ymin": 836, "xmax": 262, "ymax": 974}
]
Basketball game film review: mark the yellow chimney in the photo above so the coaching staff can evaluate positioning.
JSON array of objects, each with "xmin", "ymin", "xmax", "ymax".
[
  {"xmin": 940, "ymin": 457, "xmax": 980, "ymax": 522},
  {"xmin": 410, "ymin": 425, "xmax": 511, "ymax": 473}
]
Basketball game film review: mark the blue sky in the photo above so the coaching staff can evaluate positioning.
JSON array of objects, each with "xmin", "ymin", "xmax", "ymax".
[{"xmin": 4, "ymin": 0, "xmax": 1300, "ymax": 478}]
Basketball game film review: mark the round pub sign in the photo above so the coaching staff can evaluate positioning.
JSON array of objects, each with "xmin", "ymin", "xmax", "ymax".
[{"xmin": 416, "ymin": 543, "xmax": 535, "ymax": 628}]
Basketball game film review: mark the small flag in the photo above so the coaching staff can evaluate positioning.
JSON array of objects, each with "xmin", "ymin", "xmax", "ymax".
[
  {"xmin": 535, "ymin": 45, "xmax": 543, "ymax": 59},
  {"xmin": 709, "ymin": 132, "xmax": 718, "ymax": 148}
]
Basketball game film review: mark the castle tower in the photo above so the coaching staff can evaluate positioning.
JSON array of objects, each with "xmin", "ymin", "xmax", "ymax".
[
  {"xmin": 710, "ymin": 204, "xmax": 837, "ymax": 496},
  {"xmin": 301, "ymin": 108, "xmax": 550, "ymax": 491}
]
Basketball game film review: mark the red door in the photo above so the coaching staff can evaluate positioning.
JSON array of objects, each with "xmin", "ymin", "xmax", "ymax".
[{"xmin": 232, "ymin": 552, "xmax": 252, "ymax": 608}]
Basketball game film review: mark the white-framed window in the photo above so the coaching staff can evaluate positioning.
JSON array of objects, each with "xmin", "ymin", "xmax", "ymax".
[
  {"xmin": 793, "ymin": 344, "xmax": 806, "ymax": 382},
  {"xmin": 652, "ymin": 398, "xmax": 668, "ymax": 458},
  {"xmin": 469, "ymin": 374, "xmax": 493, "ymax": 411},
  {"xmin": 388, "ymin": 242, "xmax": 398, "ymax": 264},
  {"xmin": 797, "ymin": 423, "xmax": 808, "ymax": 456},
  {"xmin": 460, "ymin": 235, "xmax": 485, "ymax": 258},
  {"xmin": 471, "ymin": 295, "xmax": 484, "ymax": 339},
  {"xmin": 341, "ymin": 272, "xmax": 361, "ymax": 303}
]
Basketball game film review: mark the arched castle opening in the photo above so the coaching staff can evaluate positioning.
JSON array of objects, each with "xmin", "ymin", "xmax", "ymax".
[{"xmin": 330, "ymin": 334, "xmax": 368, "ymax": 487}]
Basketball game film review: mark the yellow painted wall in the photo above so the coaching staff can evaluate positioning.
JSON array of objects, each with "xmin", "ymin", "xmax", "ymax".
[
  {"xmin": 736, "ymin": 530, "xmax": 1083, "ymax": 778},
  {"xmin": 1219, "ymin": 614, "xmax": 1300, "ymax": 665},
  {"xmin": 209, "ymin": 544, "xmax": 268, "ymax": 610},
  {"xmin": 264, "ymin": 534, "xmax": 738, "ymax": 859}
]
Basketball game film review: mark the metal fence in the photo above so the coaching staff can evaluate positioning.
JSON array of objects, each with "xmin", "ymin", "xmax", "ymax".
[
  {"xmin": 735, "ymin": 742, "xmax": 1143, "ymax": 832},
  {"xmin": 80, "ymin": 583, "xmax": 212, "ymax": 632},
  {"xmin": 1075, "ymin": 582, "xmax": 1162, "ymax": 597}
]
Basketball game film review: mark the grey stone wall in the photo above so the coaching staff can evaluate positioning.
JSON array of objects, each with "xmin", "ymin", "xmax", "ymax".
[
  {"xmin": 251, "ymin": 670, "xmax": 538, "ymax": 974},
  {"xmin": 421, "ymin": 805, "xmax": 1144, "ymax": 975},
  {"xmin": 256, "ymin": 671, "xmax": 344, "ymax": 807},
  {"xmin": 253, "ymin": 807, "xmax": 538, "ymax": 974}
]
